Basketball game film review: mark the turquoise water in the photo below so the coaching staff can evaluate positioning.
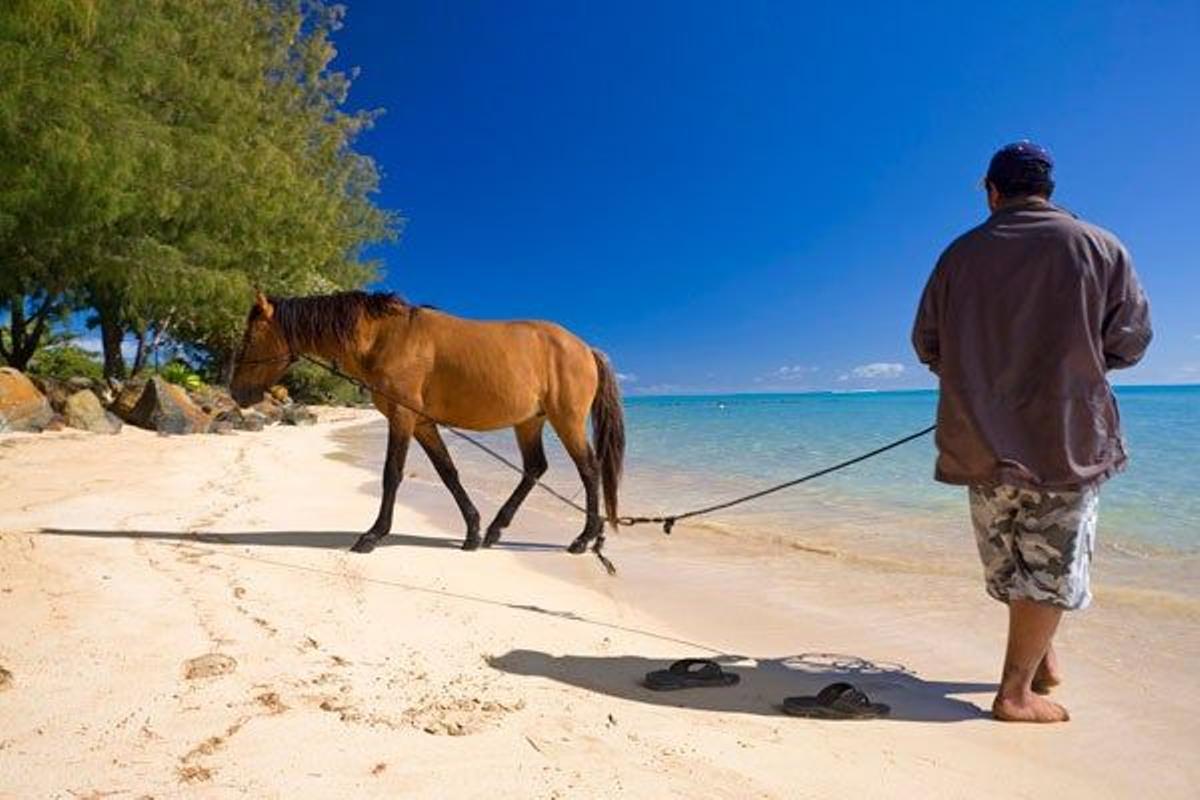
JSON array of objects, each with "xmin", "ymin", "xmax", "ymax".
[
  {"xmin": 397, "ymin": 382, "xmax": 1198, "ymax": 603},
  {"xmin": 619, "ymin": 385, "xmax": 1199, "ymax": 554}
]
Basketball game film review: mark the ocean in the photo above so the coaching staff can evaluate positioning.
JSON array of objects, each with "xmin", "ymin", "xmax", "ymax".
[
  {"xmin": 619, "ymin": 385, "xmax": 1199, "ymax": 554},
  {"xmin": 389, "ymin": 384, "xmax": 1198, "ymax": 607}
]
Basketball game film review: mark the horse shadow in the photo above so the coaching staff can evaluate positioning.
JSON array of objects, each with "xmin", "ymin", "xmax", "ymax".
[
  {"xmin": 37, "ymin": 527, "xmax": 563, "ymax": 553},
  {"xmin": 488, "ymin": 650, "xmax": 994, "ymax": 723}
]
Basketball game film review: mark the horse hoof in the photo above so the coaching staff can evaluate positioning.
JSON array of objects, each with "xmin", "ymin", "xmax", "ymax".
[
  {"xmin": 566, "ymin": 538, "xmax": 588, "ymax": 555},
  {"xmin": 350, "ymin": 536, "xmax": 377, "ymax": 554},
  {"xmin": 461, "ymin": 537, "xmax": 482, "ymax": 552},
  {"xmin": 482, "ymin": 528, "xmax": 503, "ymax": 548}
]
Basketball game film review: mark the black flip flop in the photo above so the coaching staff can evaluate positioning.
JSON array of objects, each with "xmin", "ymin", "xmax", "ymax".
[
  {"xmin": 782, "ymin": 682, "xmax": 890, "ymax": 719},
  {"xmin": 644, "ymin": 659, "xmax": 741, "ymax": 691}
]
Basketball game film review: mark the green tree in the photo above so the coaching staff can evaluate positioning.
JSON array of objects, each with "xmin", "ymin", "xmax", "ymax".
[
  {"xmin": 0, "ymin": 0, "xmax": 396, "ymax": 378},
  {"xmin": 0, "ymin": 0, "xmax": 130, "ymax": 370}
]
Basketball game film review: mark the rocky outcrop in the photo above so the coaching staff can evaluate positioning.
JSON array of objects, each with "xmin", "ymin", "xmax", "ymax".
[
  {"xmin": 29, "ymin": 376, "xmax": 72, "ymax": 413},
  {"xmin": 32, "ymin": 375, "xmax": 115, "ymax": 413},
  {"xmin": 0, "ymin": 368, "xmax": 54, "ymax": 433},
  {"xmin": 189, "ymin": 385, "xmax": 238, "ymax": 418},
  {"xmin": 63, "ymin": 390, "xmax": 122, "ymax": 435},
  {"xmin": 281, "ymin": 404, "xmax": 317, "ymax": 426},
  {"xmin": 110, "ymin": 378, "xmax": 149, "ymax": 421},
  {"xmin": 3, "ymin": 368, "xmax": 324, "ymax": 436},
  {"xmin": 125, "ymin": 377, "xmax": 211, "ymax": 435},
  {"xmin": 212, "ymin": 407, "xmax": 266, "ymax": 433},
  {"xmin": 250, "ymin": 397, "xmax": 284, "ymax": 426}
]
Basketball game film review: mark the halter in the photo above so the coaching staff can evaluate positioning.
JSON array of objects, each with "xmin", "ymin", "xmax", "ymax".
[
  {"xmin": 236, "ymin": 350, "xmax": 297, "ymax": 368},
  {"xmin": 234, "ymin": 336, "xmax": 297, "ymax": 369}
]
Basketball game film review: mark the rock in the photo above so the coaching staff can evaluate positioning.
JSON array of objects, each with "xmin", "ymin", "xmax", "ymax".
[
  {"xmin": 95, "ymin": 380, "xmax": 117, "ymax": 407},
  {"xmin": 189, "ymin": 385, "xmax": 238, "ymax": 417},
  {"xmin": 0, "ymin": 368, "xmax": 54, "ymax": 433},
  {"xmin": 239, "ymin": 410, "xmax": 267, "ymax": 431},
  {"xmin": 29, "ymin": 376, "xmax": 72, "ymax": 413},
  {"xmin": 110, "ymin": 378, "xmax": 148, "ymax": 421},
  {"xmin": 43, "ymin": 414, "xmax": 67, "ymax": 432},
  {"xmin": 268, "ymin": 384, "xmax": 290, "ymax": 404},
  {"xmin": 126, "ymin": 377, "xmax": 211, "ymax": 435},
  {"xmin": 95, "ymin": 387, "xmax": 115, "ymax": 407},
  {"xmin": 65, "ymin": 375, "xmax": 95, "ymax": 393},
  {"xmin": 213, "ymin": 407, "xmax": 265, "ymax": 433},
  {"xmin": 251, "ymin": 398, "xmax": 284, "ymax": 425},
  {"xmin": 281, "ymin": 404, "xmax": 317, "ymax": 426},
  {"xmin": 63, "ymin": 390, "xmax": 122, "ymax": 435}
]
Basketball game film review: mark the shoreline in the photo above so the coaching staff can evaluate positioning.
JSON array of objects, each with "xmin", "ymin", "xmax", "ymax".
[
  {"xmin": 1, "ymin": 413, "xmax": 1196, "ymax": 797},
  {"xmin": 331, "ymin": 416, "xmax": 1200, "ymax": 618}
]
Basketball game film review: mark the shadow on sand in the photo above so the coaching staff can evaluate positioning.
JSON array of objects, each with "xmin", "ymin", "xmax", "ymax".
[
  {"xmin": 36, "ymin": 529, "xmax": 992, "ymax": 722},
  {"xmin": 37, "ymin": 527, "xmax": 564, "ymax": 553},
  {"xmin": 489, "ymin": 650, "xmax": 994, "ymax": 723}
]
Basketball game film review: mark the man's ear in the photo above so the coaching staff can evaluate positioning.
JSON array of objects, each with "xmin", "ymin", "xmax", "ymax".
[
  {"xmin": 254, "ymin": 289, "xmax": 274, "ymax": 320},
  {"xmin": 985, "ymin": 181, "xmax": 1001, "ymax": 212}
]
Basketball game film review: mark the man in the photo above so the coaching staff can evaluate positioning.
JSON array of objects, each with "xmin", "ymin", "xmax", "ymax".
[{"xmin": 912, "ymin": 141, "xmax": 1152, "ymax": 723}]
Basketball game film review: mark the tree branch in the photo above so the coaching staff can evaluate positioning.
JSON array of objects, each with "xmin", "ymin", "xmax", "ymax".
[{"xmin": 22, "ymin": 296, "xmax": 57, "ymax": 362}]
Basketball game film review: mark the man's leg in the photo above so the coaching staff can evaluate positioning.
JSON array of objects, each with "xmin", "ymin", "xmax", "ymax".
[
  {"xmin": 993, "ymin": 599, "xmax": 1069, "ymax": 722},
  {"xmin": 988, "ymin": 485, "xmax": 1099, "ymax": 722},
  {"xmin": 1034, "ymin": 641, "xmax": 1063, "ymax": 694}
]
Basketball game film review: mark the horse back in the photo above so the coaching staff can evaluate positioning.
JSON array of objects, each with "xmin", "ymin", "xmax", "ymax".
[{"xmin": 393, "ymin": 310, "xmax": 597, "ymax": 430}]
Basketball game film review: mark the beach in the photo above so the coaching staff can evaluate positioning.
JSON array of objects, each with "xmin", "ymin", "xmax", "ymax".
[{"xmin": 1, "ymin": 412, "xmax": 1197, "ymax": 798}]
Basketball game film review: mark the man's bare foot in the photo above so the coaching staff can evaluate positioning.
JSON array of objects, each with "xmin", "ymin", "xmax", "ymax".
[
  {"xmin": 1032, "ymin": 646, "xmax": 1063, "ymax": 695},
  {"xmin": 992, "ymin": 692, "xmax": 1070, "ymax": 723}
]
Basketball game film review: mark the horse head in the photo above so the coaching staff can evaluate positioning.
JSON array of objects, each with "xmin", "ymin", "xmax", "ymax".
[{"xmin": 230, "ymin": 291, "xmax": 293, "ymax": 407}]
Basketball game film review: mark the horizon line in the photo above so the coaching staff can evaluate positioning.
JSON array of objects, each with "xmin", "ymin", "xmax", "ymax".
[{"xmin": 624, "ymin": 382, "xmax": 1200, "ymax": 400}]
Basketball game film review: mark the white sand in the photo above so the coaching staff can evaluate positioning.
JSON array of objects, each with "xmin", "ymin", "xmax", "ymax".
[{"xmin": 0, "ymin": 413, "xmax": 1196, "ymax": 798}]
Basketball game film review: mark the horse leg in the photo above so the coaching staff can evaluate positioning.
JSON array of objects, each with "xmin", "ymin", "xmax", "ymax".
[
  {"xmin": 352, "ymin": 416, "xmax": 413, "ymax": 553},
  {"xmin": 550, "ymin": 414, "xmax": 603, "ymax": 555},
  {"xmin": 483, "ymin": 418, "xmax": 548, "ymax": 548},
  {"xmin": 413, "ymin": 422, "xmax": 482, "ymax": 551}
]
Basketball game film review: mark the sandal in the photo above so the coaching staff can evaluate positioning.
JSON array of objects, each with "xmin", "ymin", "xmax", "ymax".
[
  {"xmin": 782, "ymin": 682, "xmax": 890, "ymax": 719},
  {"xmin": 644, "ymin": 658, "xmax": 741, "ymax": 691}
]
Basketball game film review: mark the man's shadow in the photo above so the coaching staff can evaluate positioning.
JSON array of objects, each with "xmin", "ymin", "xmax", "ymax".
[
  {"xmin": 37, "ymin": 527, "xmax": 563, "ymax": 553},
  {"xmin": 488, "ymin": 650, "xmax": 994, "ymax": 723}
]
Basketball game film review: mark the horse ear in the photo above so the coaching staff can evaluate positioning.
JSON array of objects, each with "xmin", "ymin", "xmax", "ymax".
[{"xmin": 254, "ymin": 289, "xmax": 274, "ymax": 320}]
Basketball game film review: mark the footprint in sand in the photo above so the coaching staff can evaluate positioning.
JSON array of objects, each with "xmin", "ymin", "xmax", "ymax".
[
  {"xmin": 183, "ymin": 653, "xmax": 237, "ymax": 680},
  {"xmin": 406, "ymin": 696, "xmax": 527, "ymax": 737},
  {"xmin": 255, "ymin": 690, "xmax": 288, "ymax": 714},
  {"xmin": 0, "ymin": 666, "xmax": 12, "ymax": 691}
]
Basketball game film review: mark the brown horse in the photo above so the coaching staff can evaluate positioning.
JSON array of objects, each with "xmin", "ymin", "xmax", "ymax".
[{"xmin": 230, "ymin": 290, "xmax": 625, "ymax": 558}]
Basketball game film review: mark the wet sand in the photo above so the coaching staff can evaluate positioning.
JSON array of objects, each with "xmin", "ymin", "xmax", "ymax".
[{"xmin": 0, "ymin": 411, "xmax": 1195, "ymax": 798}]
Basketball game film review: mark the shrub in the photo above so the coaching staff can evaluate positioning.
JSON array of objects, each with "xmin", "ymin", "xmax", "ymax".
[
  {"xmin": 26, "ymin": 344, "xmax": 104, "ymax": 382},
  {"xmin": 160, "ymin": 360, "xmax": 204, "ymax": 391},
  {"xmin": 281, "ymin": 361, "xmax": 368, "ymax": 406}
]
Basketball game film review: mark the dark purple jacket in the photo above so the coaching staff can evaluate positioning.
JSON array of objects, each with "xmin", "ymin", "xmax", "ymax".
[{"xmin": 912, "ymin": 199, "xmax": 1152, "ymax": 490}]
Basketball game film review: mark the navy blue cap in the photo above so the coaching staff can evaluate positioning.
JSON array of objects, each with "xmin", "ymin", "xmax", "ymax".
[{"xmin": 986, "ymin": 140, "xmax": 1054, "ymax": 185}]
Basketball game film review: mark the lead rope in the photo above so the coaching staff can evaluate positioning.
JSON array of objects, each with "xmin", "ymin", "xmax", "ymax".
[
  {"xmin": 284, "ymin": 354, "xmax": 935, "ymax": 575},
  {"xmin": 615, "ymin": 423, "xmax": 937, "ymax": 533}
]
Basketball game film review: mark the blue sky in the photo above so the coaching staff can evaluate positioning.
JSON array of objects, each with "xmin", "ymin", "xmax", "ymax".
[{"xmin": 329, "ymin": 1, "xmax": 1199, "ymax": 394}]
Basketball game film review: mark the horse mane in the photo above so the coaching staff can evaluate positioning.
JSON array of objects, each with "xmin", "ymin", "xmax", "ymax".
[{"xmin": 265, "ymin": 290, "xmax": 409, "ymax": 351}]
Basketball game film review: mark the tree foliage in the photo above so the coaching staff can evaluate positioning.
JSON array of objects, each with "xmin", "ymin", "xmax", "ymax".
[
  {"xmin": 0, "ymin": 0, "xmax": 395, "ymax": 376},
  {"xmin": 26, "ymin": 342, "xmax": 104, "ymax": 383}
]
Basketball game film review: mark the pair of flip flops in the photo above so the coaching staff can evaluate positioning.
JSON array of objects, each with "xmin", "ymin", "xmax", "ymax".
[{"xmin": 643, "ymin": 659, "xmax": 890, "ymax": 720}]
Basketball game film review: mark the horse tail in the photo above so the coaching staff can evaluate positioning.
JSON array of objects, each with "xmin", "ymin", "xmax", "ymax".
[{"xmin": 590, "ymin": 349, "xmax": 625, "ymax": 528}]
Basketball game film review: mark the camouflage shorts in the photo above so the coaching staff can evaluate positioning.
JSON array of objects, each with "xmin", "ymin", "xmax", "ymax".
[{"xmin": 969, "ymin": 484, "xmax": 1099, "ymax": 610}]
